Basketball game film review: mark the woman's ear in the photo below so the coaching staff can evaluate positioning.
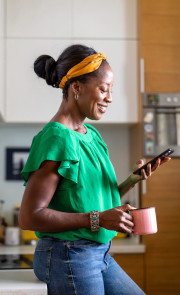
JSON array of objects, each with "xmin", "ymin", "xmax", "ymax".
[{"xmin": 70, "ymin": 81, "xmax": 81, "ymax": 95}]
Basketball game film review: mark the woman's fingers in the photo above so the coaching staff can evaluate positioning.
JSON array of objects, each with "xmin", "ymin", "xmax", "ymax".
[
  {"xmin": 120, "ymin": 204, "xmax": 136, "ymax": 212},
  {"xmin": 119, "ymin": 223, "xmax": 133, "ymax": 234},
  {"xmin": 131, "ymin": 156, "xmax": 172, "ymax": 184},
  {"xmin": 160, "ymin": 157, "xmax": 171, "ymax": 165},
  {"xmin": 99, "ymin": 205, "xmax": 135, "ymax": 233},
  {"xmin": 122, "ymin": 218, "xmax": 134, "ymax": 228},
  {"xmin": 118, "ymin": 213, "xmax": 134, "ymax": 233},
  {"xmin": 136, "ymin": 159, "xmax": 144, "ymax": 168},
  {"xmin": 117, "ymin": 207, "xmax": 134, "ymax": 232},
  {"xmin": 151, "ymin": 159, "xmax": 160, "ymax": 172},
  {"xmin": 120, "ymin": 213, "xmax": 134, "ymax": 226}
]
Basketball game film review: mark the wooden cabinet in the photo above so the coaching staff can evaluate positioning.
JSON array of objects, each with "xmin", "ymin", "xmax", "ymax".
[
  {"xmin": 141, "ymin": 159, "xmax": 180, "ymax": 295},
  {"xmin": 129, "ymin": 1, "xmax": 180, "ymax": 294},
  {"xmin": 5, "ymin": 0, "xmax": 138, "ymax": 123},
  {"xmin": 140, "ymin": 0, "xmax": 180, "ymax": 93},
  {"xmin": 113, "ymin": 253, "xmax": 145, "ymax": 291}
]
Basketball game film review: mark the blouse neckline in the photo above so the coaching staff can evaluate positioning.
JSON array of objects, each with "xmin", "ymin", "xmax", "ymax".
[{"xmin": 44, "ymin": 121, "xmax": 93, "ymax": 142}]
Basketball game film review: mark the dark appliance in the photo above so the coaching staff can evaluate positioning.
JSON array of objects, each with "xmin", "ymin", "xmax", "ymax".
[{"xmin": 143, "ymin": 93, "xmax": 180, "ymax": 157}]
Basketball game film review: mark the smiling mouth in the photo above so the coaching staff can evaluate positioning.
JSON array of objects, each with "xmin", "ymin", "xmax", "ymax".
[{"xmin": 97, "ymin": 105, "xmax": 107, "ymax": 113}]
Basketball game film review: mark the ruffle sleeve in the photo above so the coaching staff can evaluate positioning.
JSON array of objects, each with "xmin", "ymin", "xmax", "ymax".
[{"xmin": 21, "ymin": 125, "xmax": 80, "ymax": 185}]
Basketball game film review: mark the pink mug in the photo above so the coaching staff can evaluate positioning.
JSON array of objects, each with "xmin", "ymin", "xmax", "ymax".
[{"xmin": 130, "ymin": 207, "xmax": 158, "ymax": 235}]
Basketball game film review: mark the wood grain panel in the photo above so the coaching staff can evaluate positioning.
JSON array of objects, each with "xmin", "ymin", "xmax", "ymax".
[
  {"xmin": 141, "ymin": 0, "xmax": 180, "ymax": 16},
  {"xmin": 142, "ymin": 44, "xmax": 180, "ymax": 73},
  {"xmin": 142, "ymin": 159, "xmax": 180, "ymax": 295},
  {"xmin": 141, "ymin": 44, "xmax": 180, "ymax": 92},
  {"xmin": 144, "ymin": 72, "xmax": 180, "ymax": 93},
  {"xmin": 133, "ymin": 1, "xmax": 180, "ymax": 293},
  {"xmin": 141, "ymin": 15, "xmax": 180, "ymax": 45},
  {"xmin": 143, "ymin": 249, "xmax": 180, "ymax": 295},
  {"xmin": 140, "ymin": 0, "xmax": 180, "ymax": 93},
  {"xmin": 113, "ymin": 254, "xmax": 145, "ymax": 291}
]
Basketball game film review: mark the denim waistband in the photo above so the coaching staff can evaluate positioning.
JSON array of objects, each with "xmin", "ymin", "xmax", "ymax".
[{"xmin": 41, "ymin": 236, "xmax": 111, "ymax": 249}]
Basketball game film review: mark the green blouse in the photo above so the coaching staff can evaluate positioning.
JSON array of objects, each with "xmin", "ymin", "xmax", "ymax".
[{"xmin": 21, "ymin": 122, "xmax": 121, "ymax": 244}]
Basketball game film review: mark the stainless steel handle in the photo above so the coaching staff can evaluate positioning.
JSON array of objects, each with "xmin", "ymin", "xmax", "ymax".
[
  {"xmin": 141, "ymin": 158, "xmax": 147, "ymax": 195},
  {"xmin": 156, "ymin": 108, "xmax": 180, "ymax": 113},
  {"xmin": 142, "ymin": 179, "xmax": 147, "ymax": 195},
  {"xmin": 140, "ymin": 58, "xmax": 144, "ymax": 93}
]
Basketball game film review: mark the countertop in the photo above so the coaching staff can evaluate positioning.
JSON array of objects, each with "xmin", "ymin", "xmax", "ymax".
[
  {"xmin": 111, "ymin": 236, "xmax": 146, "ymax": 254},
  {"xmin": 0, "ymin": 236, "xmax": 146, "ymax": 255},
  {"xmin": 0, "ymin": 269, "xmax": 47, "ymax": 295}
]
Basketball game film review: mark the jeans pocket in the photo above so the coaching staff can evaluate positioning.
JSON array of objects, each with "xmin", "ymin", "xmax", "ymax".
[
  {"xmin": 72, "ymin": 240, "xmax": 99, "ymax": 247},
  {"xmin": 33, "ymin": 246, "xmax": 52, "ymax": 284}
]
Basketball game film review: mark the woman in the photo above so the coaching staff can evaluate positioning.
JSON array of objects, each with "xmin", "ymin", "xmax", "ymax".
[{"xmin": 19, "ymin": 44, "xmax": 170, "ymax": 295}]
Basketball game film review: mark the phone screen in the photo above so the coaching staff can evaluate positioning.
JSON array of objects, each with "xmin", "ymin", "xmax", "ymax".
[{"xmin": 133, "ymin": 148, "xmax": 174, "ymax": 175}]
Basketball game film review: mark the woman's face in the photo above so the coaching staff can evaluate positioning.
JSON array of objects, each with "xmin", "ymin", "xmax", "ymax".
[{"xmin": 77, "ymin": 63, "xmax": 114, "ymax": 120}]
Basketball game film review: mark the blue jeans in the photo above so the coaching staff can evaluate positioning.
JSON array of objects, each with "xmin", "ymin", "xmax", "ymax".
[{"xmin": 33, "ymin": 237, "xmax": 145, "ymax": 295}]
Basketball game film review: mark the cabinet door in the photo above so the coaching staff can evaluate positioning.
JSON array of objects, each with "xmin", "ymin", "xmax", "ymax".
[
  {"xmin": 6, "ymin": 39, "xmax": 72, "ymax": 122},
  {"xmin": 6, "ymin": 0, "xmax": 72, "ymax": 38},
  {"xmin": 73, "ymin": 40, "xmax": 138, "ymax": 123},
  {"xmin": 0, "ymin": 0, "xmax": 5, "ymax": 119},
  {"xmin": 7, "ymin": 0, "xmax": 137, "ymax": 39},
  {"xmin": 6, "ymin": 39, "xmax": 138, "ymax": 123},
  {"xmin": 72, "ymin": 0, "xmax": 137, "ymax": 39},
  {"xmin": 113, "ymin": 254, "xmax": 145, "ymax": 291},
  {"xmin": 142, "ymin": 159, "xmax": 180, "ymax": 295}
]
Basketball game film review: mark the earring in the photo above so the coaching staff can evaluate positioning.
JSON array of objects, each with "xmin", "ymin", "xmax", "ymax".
[{"xmin": 75, "ymin": 94, "xmax": 79, "ymax": 101}]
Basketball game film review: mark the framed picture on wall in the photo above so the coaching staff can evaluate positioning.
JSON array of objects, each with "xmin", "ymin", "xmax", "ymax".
[{"xmin": 6, "ymin": 147, "xmax": 30, "ymax": 180}]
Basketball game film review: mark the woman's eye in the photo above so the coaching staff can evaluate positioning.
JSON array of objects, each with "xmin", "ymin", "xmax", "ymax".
[{"xmin": 100, "ymin": 89, "xmax": 107, "ymax": 93}]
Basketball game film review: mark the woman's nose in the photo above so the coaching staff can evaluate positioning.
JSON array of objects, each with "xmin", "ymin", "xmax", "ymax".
[{"xmin": 105, "ymin": 92, "xmax": 113, "ymax": 103}]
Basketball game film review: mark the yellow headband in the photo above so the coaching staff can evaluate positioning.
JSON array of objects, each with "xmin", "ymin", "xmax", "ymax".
[{"xmin": 59, "ymin": 52, "xmax": 107, "ymax": 88}]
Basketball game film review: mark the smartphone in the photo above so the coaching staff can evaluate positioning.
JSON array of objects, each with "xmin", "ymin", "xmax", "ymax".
[{"xmin": 133, "ymin": 148, "xmax": 174, "ymax": 175}]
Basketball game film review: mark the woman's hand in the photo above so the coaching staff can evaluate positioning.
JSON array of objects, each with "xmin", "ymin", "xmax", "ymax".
[
  {"xmin": 130, "ymin": 157, "xmax": 171, "ymax": 184},
  {"xmin": 99, "ymin": 204, "xmax": 135, "ymax": 234}
]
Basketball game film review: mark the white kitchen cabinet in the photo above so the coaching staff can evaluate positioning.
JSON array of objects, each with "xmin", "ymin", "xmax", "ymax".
[
  {"xmin": 6, "ymin": 39, "xmax": 72, "ymax": 122},
  {"xmin": 73, "ymin": 39, "xmax": 138, "ymax": 123},
  {"xmin": 6, "ymin": 0, "xmax": 72, "ymax": 38},
  {"xmin": 6, "ymin": 0, "xmax": 137, "ymax": 39},
  {"xmin": 72, "ymin": 0, "xmax": 138, "ymax": 39},
  {"xmin": 0, "ymin": 0, "xmax": 5, "ymax": 120},
  {"xmin": 5, "ymin": 0, "xmax": 138, "ymax": 123},
  {"xmin": 6, "ymin": 39, "xmax": 138, "ymax": 123}
]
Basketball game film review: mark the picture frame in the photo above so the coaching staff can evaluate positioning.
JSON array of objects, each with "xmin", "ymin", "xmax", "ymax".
[{"xmin": 6, "ymin": 147, "xmax": 30, "ymax": 180}]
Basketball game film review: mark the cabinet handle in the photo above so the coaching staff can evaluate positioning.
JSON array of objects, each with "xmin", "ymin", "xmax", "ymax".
[
  {"xmin": 140, "ymin": 58, "xmax": 144, "ymax": 93},
  {"xmin": 142, "ymin": 179, "xmax": 146, "ymax": 195}
]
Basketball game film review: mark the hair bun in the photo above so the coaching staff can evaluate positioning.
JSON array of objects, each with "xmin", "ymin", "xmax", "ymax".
[{"xmin": 34, "ymin": 55, "xmax": 58, "ymax": 87}]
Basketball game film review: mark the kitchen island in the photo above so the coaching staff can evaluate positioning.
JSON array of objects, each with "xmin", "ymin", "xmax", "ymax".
[{"xmin": 0, "ymin": 269, "xmax": 47, "ymax": 295}]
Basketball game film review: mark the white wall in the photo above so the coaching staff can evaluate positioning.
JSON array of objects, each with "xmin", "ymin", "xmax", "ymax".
[
  {"xmin": 0, "ymin": 124, "xmax": 43, "ymax": 224},
  {"xmin": 0, "ymin": 0, "xmax": 5, "ymax": 119},
  {"xmin": 0, "ymin": 123, "xmax": 138, "ymax": 225}
]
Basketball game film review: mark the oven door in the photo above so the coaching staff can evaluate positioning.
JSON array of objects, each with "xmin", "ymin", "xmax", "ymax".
[
  {"xmin": 155, "ymin": 108, "xmax": 180, "ymax": 156},
  {"xmin": 143, "ymin": 107, "xmax": 180, "ymax": 157}
]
